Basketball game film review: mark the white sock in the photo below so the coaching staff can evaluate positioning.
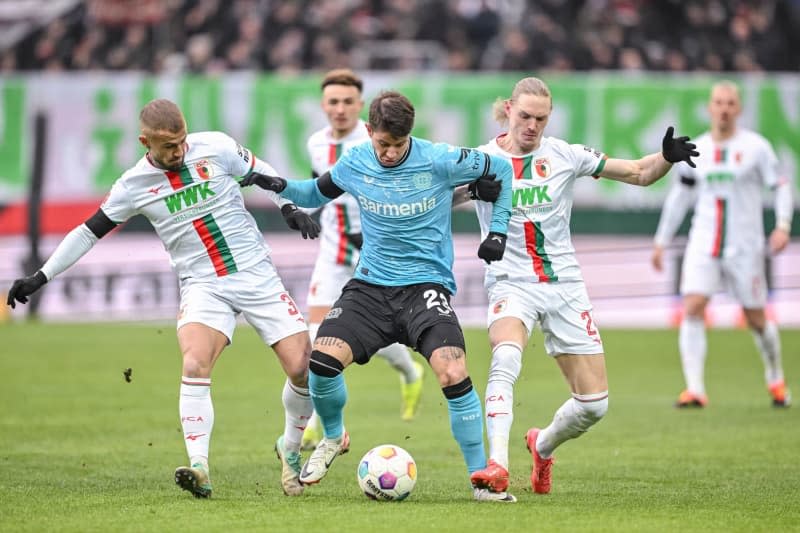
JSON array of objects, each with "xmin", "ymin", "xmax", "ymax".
[
  {"xmin": 679, "ymin": 316, "xmax": 707, "ymax": 396},
  {"xmin": 376, "ymin": 343, "xmax": 419, "ymax": 383},
  {"xmin": 282, "ymin": 379, "xmax": 313, "ymax": 453},
  {"xmin": 753, "ymin": 321, "xmax": 784, "ymax": 385},
  {"xmin": 179, "ymin": 377, "xmax": 213, "ymax": 464},
  {"xmin": 537, "ymin": 392, "xmax": 608, "ymax": 459},
  {"xmin": 485, "ymin": 342, "xmax": 522, "ymax": 469}
]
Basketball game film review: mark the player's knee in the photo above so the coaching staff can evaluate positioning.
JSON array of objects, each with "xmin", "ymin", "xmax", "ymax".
[
  {"xmin": 573, "ymin": 393, "xmax": 608, "ymax": 430},
  {"xmin": 181, "ymin": 356, "xmax": 212, "ymax": 379},
  {"xmin": 309, "ymin": 350, "xmax": 345, "ymax": 377},
  {"xmin": 442, "ymin": 376, "xmax": 474, "ymax": 399},
  {"xmin": 431, "ymin": 352, "xmax": 469, "ymax": 388},
  {"xmin": 488, "ymin": 342, "xmax": 523, "ymax": 385}
]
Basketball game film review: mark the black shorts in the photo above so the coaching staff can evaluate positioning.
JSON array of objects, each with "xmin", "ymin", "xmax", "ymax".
[{"xmin": 316, "ymin": 279, "xmax": 465, "ymax": 364}]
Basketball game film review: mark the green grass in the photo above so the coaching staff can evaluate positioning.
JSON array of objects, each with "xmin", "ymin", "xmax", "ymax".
[{"xmin": 1, "ymin": 323, "xmax": 798, "ymax": 532}]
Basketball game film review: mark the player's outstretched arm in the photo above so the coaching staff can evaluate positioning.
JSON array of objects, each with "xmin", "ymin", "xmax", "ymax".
[
  {"xmin": 7, "ymin": 208, "xmax": 118, "ymax": 308},
  {"xmin": 600, "ymin": 127, "xmax": 699, "ymax": 186},
  {"xmin": 241, "ymin": 171, "xmax": 343, "ymax": 208}
]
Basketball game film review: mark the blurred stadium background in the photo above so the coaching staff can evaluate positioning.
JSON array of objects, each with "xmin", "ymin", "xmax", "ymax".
[{"xmin": 0, "ymin": 0, "xmax": 798, "ymax": 326}]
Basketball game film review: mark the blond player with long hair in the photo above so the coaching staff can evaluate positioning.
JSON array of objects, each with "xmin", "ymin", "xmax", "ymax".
[{"xmin": 468, "ymin": 77, "xmax": 698, "ymax": 495}]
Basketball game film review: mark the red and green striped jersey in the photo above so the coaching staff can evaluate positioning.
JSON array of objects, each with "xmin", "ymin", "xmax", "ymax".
[
  {"xmin": 101, "ymin": 131, "xmax": 276, "ymax": 279},
  {"xmin": 474, "ymin": 134, "xmax": 606, "ymax": 284},
  {"xmin": 655, "ymin": 128, "xmax": 783, "ymax": 258}
]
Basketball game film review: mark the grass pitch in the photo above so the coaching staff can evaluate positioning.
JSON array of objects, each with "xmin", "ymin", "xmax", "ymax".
[{"xmin": 1, "ymin": 323, "xmax": 798, "ymax": 532}]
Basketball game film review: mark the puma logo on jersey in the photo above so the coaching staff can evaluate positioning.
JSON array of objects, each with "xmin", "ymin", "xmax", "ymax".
[
  {"xmin": 164, "ymin": 182, "xmax": 216, "ymax": 214},
  {"xmin": 512, "ymin": 185, "xmax": 551, "ymax": 207},
  {"xmin": 148, "ymin": 185, "xmax": 164, "ymax": 195}
]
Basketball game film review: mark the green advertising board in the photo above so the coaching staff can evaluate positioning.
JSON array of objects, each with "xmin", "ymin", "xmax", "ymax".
[{"xmin": 0, "ymin": 72, "xmax": 797, "ymax": 225}]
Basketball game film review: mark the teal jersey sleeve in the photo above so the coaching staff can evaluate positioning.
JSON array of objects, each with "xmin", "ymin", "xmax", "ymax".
[
  {"xmin": 432, "ymin": 144, "xmax": 513, "ymax": 235},
  {"xmin": 281, "ymin": 178, "xmax": 333, "ymax": 208}
]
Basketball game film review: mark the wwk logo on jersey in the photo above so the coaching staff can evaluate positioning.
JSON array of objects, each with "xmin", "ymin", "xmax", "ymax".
[
  {"xmin": 164, "ymin": 182, "xmax": 216, "ymax": 214},
  {"xmin": 512, "ymin": 185, "xmax": 551, "ymax": 208}
]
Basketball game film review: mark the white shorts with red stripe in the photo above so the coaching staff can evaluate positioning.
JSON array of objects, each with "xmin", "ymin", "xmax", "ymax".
[
  {"xmin": 177, "ymin": 259, "xmax": 308, "ymax": 345},
  {"xmin": 486, "ymin": 279, "xmax": 603, "ymax": 356},
  {"xmin": 680, "ymin": 249, "xmax": 768, "ymax": 308}
]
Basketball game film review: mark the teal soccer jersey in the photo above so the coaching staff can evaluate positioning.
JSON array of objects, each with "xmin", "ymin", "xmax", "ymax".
[{"xmin": 281, "ymin": 137, "xmax": 512, "ymax": 294}]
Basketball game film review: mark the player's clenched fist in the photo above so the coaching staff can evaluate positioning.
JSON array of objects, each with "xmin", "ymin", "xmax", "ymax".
[
  {"xmin": 280, "ymin": 204, "xmax": 320, "ymax": 239},
  {"xmin": 6, "ymin": 271, "xmax": 47, "ymax": 308},
  {"xmin": 477, "ymin": 232, "xmax": 507, "ymax": 264}
]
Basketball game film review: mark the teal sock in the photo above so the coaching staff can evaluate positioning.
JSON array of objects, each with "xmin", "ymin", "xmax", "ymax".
[
  {"xmin": 309, "ymin": 371, "xmax": 347, "ymax": 440},
  {"xmin": 447, "ymin": 388, "xmax": 486, "ymax": 475}
]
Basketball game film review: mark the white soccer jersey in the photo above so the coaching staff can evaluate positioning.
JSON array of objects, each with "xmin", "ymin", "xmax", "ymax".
[
  {"xmin": 101, "ymin": 131, "xmax": 272, "ymax": 279},
  {"xmin": 475, "ymin": 135, "xmax": 606, "ymax": 285},
  {"xmin": 655, "ymin": 129, "xmax": 782, "ymax": 258},
  {"xmin": 306, "ymin": 121, "xmax": 367, "ymax": 267}
]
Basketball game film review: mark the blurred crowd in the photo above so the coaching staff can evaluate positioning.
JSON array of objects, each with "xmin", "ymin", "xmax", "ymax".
[{"xmin": 3, "ymin": 0, "xmax": 798, "ymax": 73}]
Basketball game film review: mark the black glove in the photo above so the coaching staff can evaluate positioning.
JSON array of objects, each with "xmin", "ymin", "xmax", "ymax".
[
  {"xmin": 661, "ymin": 126, "xmax": 699, "ymax": 168},
  {"xmin": 346, "ymin": 232, "xmax": 363, "ymax": 250},
  {"xmin": 477, "ymin": 232, "xmax": 507, "ymax": 264},
  {"xmin": 7, "ymin": 270, "xmax": 47, "ymax": 309},
  {"xmin": 467, "ymin": 174, "xmax": 500, "ymax": 202},
  {"xmin": 280, "ymin": 204, "xmax": 320, "ymax": 239},
  {"xmin": 240, "ymin": 172, "xmax": 287, "ymax": 192}
]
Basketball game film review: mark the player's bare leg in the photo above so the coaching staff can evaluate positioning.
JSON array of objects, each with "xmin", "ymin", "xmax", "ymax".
[
  {"xmin": 174, "ymin": 322, "xmax": 227, "ymax": 498},
  {"xmin": 526, "ymin": 353, "xmax": 608, "ymax": 494}
]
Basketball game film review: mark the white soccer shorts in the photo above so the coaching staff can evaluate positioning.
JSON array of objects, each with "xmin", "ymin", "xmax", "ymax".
[
  {"xmin": 177, "ymin": 259, "xmax": 308, "ymax": 345},
  {"xmin": 486, "ymin": 279, "xmax": 604, "ymax": 356},
  {"xmin": 680, "ymin": 249, "xmax": 768, "ymax": 308}
]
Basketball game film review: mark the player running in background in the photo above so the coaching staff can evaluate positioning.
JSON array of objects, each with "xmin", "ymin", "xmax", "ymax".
[
  {"xmin": 467, "ymin": 77, "xmax": 698, "ymax": 495},
  {"xmin": 6, "ymin": 99, "xmax": 321, "ymax": 498},
  {"xmin": 651, "ymin": 80, "xmax": 793, "ymax": 408},
  {"xmin": 301, "ymin": 69, "xmax": 424, "ymax": 452},
  {"xmin": 242, "ymin": 90, "xmax": 518, "ymax": 502}
]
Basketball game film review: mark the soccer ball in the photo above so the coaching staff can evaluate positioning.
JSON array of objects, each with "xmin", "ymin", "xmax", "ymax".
[{"xmin": 356, "ymin": 444, "xmax": 417, "ymax": 501}]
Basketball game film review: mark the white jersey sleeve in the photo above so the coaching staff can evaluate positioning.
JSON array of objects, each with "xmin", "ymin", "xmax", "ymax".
[
  {"xmin": 101, "ymin": 176, "xmax": 137, "ymax": 224},
  {"xmin": 653, "ymin": 172, "xmax": 697, "ymax": 248}
]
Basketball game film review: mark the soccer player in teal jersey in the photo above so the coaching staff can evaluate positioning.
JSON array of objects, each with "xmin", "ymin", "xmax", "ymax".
[{"xmin": 242, "ymin": 90, "xmax": 517, "ymax": 502}]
